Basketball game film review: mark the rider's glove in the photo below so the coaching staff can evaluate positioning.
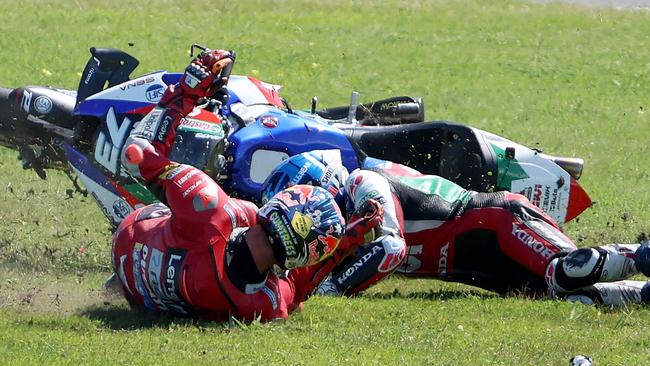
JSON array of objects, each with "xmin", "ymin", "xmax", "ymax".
[
  {"xmin": 339, "ymin": 199, "xmax": 384, "ymax": 252},
  {"xmin": 180, "ymin": 49, "xmax": 233, "ymax": 98}
]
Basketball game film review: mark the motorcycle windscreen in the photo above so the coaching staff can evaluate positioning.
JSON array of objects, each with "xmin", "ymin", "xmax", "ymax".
[{"xmin": 168, "ymin": 116, "xmax": 226, "ymax": 176}]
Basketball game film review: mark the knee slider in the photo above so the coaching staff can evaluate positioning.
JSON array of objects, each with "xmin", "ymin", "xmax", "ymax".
[{"xmin": 546, "ymin": 248, "xmax": 606, "ymax": 292}]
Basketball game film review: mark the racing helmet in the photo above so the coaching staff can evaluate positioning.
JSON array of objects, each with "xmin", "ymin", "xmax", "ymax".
[
  {"xmin": 261, "ymin": 153, "xmax": 346, "ymax": 208},
  {"xmin": 257, "ymin": 185, "xmax": 345, "ymax": 269}
]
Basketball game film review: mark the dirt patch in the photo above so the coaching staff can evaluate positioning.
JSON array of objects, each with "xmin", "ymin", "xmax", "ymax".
[{"xmin": 0, "ymin": 272, "xmax": 126, "ymax": 315}]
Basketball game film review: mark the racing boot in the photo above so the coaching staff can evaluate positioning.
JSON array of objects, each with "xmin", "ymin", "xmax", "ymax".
[
  {"xmin": 546, "ymin": 244, "xmax": 639, "ymax": 293},
  {"xmin": 314, "ymin": 274, "xmax": 343, "ymax": 296},
  {"xmin": 562, "ymin": 280, "xmax": 649, "ymax": 306},
  {"xmin": 634, "ymin": 241, "xmax": 650, "ymax": 276}
]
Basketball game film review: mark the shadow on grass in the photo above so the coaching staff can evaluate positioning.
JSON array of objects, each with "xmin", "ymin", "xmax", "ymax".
[
  {"xmin": 79, "ymin": 303, "xmax": 223, "ymax": 330},
  {"xmin": 362, "ymin": 288, "xmax": 501, "ymax": 301}
]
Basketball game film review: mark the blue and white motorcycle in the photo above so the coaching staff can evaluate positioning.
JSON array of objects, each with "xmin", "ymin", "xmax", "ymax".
[{"xmin": 0, "ymin": 45, "xmax": 591, "ymax": 226}]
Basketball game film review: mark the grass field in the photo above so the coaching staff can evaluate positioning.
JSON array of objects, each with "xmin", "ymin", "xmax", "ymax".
[{"xmin": 1, "ymin": 0, "xmax": 650, "ymax": 364}]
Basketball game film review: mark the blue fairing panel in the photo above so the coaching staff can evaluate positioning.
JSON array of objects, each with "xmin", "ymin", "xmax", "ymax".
[
  {"xmin": 227, "ymin": 109, "xmax": 360, "ymax": 199},
  {"xmin": 64, "ymin": 143, "xmax": 120, "ymax": 196},
  {"xmin": 74, "ymin": 99, "xmax": 152, "ymax": 118}
]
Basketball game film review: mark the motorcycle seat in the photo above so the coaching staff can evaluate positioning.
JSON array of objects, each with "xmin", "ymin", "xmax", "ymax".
[{"xmin": 339, "ymin": 121, "xmax": 498, "ymax": 192}]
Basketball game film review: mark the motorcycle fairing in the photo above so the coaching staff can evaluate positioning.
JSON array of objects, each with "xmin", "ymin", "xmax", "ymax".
[
  {"xmin": 64, "ymin": 142, "xmax": 155, "ymax": 225},
  {"xmin": 481, "ymin": 130, "xmax": 582, "ymax": 224},
  {"xmin": 225, "ymin": 108, "xmax": 361, "ymax": 200},
  {"xmin": 226, "ymin": 75, "xmax": 283, "ymax": 108}
]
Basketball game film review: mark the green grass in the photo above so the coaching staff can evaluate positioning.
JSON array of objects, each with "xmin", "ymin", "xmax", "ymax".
[{"xmin": 1, "ymin": 0, "xmax": 650, "ymax": 364}]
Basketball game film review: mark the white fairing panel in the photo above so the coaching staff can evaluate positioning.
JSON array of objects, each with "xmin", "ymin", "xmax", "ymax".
[
  {"xmin": 478, "ymin": 129, "xmax": 570, "ymax": 224},
  {"xmin": 70, "ymin": 165, "xmax": 134, "ymax": 225},
  {"xmin": 85, "ymin": 72, "xmax": 167, "ymax": 104},
  {"xmin": 250, "ymin": 149, "xmax": 290, "ymax": 184},
  {"xmin": 228, "ymin": 75, "xmax": 281, "ymax": 106}
]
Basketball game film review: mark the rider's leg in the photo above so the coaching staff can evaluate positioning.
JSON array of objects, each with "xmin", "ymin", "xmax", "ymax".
[
  {"xmin": 635, "ymin": 241, "xmax": 650, "ymax": 276},
  {"xmin": 555, "ymin": 280, "xmax": 650, "ymax": 306},
  {"xmin": 315, "ymin": 235, "xmax": 407, "ymax": 296},
  {"xmin": 545, "ymin": 244, "xmax": 640, "ymax": 293}
]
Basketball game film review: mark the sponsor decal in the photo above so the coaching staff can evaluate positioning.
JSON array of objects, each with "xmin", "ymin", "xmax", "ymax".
[
  {"xmin": 270, "ymin": 211, "xmax": 298, "ymax": 258},
  {"xmin": 133, "ymin": 242, "xmax": 190, "ymax": 314},
  {"xmin": 531, "ymin": 184, "xmax": 542, "ymax": 207},
  {"xmin": 112, "ymin": 199, "xmax": 131, "ymax": 219},
  {"xmin": 163, "ymin": 165, "xmax": 189, "ymax": 181},
  {"xmin": 261, "ymin": 286, "xmax": 278, "ymax": 310},
  {"xmin": 145, "ymin": 84, "xmax": 165, "ymax": 102},
  {"xmin": 132, "ymin": 243, "xmax": 157, "ymax": 310},
  {"xmin": 379, "ymin": 101, "xmax": 400, "ymax": 111},
  {"xmin": 378, "ymin": 239, "xmax": 407, "ymax": 273},
  {"xmin": 192, "ymin": 186, "xmax": 219, "ymax": 212},
  {"xmin": 162, "ymin": 248, "xmax": 190, "ymax": 313},
  {"xmin": 176, "ymin": 169, "xmax": 200, "ymax": 185},
  {"xmin": 94, "ymin": 107, "xmax": 133, "ymax": 174},
  {"xmin": 438, "ymin": 242, "xmax": 449, "ymax": 274},
  {"xmin": 182, "ymin": 179, "xmax": 204, "ymax": 198},
  {"xmin": 33, "ymin": 96, "xmax": 53, "ymax": 114},
  {"xmin": 291, "ymin": 161, "xmax": 313, "ymax": 185},
  {"xmin": 511, "ymin": 223, "xmax": 554, "ymax": 259},
  {"xmin": 397, "ymin": 244, "xmax": 423, "ymax": 273},
  {"xmin": 360, "ymin": 190, "xmax": 387, "ymax": 205},
  {"xmin": 178, "ymin": 118, "xmax": 224, "ymax": 137},
  {"xmin": 133, "ymin": 107, "xmax": 164, "ymax": 141},
  {"xmin": 337, "ymin": 245, "xmax": 383, "ymax": 284},
  {"xmin": 117, "ymin": 254, "xmax": 134, "ymax": 297},
  {"xmin": 542, "ymin": 186, "xmax": 563, "ymax": 212},
  {"xmin": 261, "ymin": 115, "xmax": 279, "ymax": 128},
  {"xmin": 119, "ymin": 76, "xmax": 155, "ymax": 91},
  {"xmin": 291, "ymin": 211, "xmax": 314, "ymax": 239},
  {"xmin": 184, "ymin": 73, "xmax": 200, "ymax": 88},
  {"xmin": 154, "ymin": 115, "xmax": 173, "ymax": 143},
  {"xmin": 520, "ymin": 184, "xmax": 564, "ymax": 213},
  {"xmin": 320, "ymin": 166, "xmax": 335, "ymax": 186},
  {"xmin": 525, "ymin": 220, "xmax": 575, "ymax": 252},
  {"xmin": 21, "ymin": 90, "xmax": 32, "ymax": 113},
  {"xmin": 307, "ymin": 226, "xmax": 339, "ymax": 263},
  {"xmin": 147, "ymin": 248, "xmax": 165, "ymax": 297},
  {"xmin": 84, "ymin": 66, "xmax": 95, "ymax": 85}
]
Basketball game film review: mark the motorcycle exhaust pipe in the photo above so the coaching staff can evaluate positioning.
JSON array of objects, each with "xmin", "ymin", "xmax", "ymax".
[{"xmin": 541, "ymin": 154, "xmax": 584, "ymax": 180}]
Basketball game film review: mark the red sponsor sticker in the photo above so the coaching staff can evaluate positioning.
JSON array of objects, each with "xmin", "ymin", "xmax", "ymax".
[{"xmin": 261, "ymin": 115, "xmax": 279, "ymax": 128}]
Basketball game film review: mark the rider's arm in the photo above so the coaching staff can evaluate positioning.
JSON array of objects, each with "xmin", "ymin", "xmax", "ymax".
[
  {"xmin": 345, "ymin": 169, "xmax": 403, "ymax": 241},
  {"xmin": 128, "ymin": 50, "xmax": 232, "ymax": 158},
  {"xmin": 328, "ymin": 169, "xmax": 407, "ymax": 295},
  {"xmin": 130, "ymin": 142, "xmax": 252, "ymax": 239}
]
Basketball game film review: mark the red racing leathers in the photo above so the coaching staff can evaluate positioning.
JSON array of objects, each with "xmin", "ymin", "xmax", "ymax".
[
  {"xmin": 111, "ymin": 52, "xmax": 334, "ymax": 321},
  {"xmin": 310, "ymin": 155, "xmax": 644, "ymax": 304}
]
